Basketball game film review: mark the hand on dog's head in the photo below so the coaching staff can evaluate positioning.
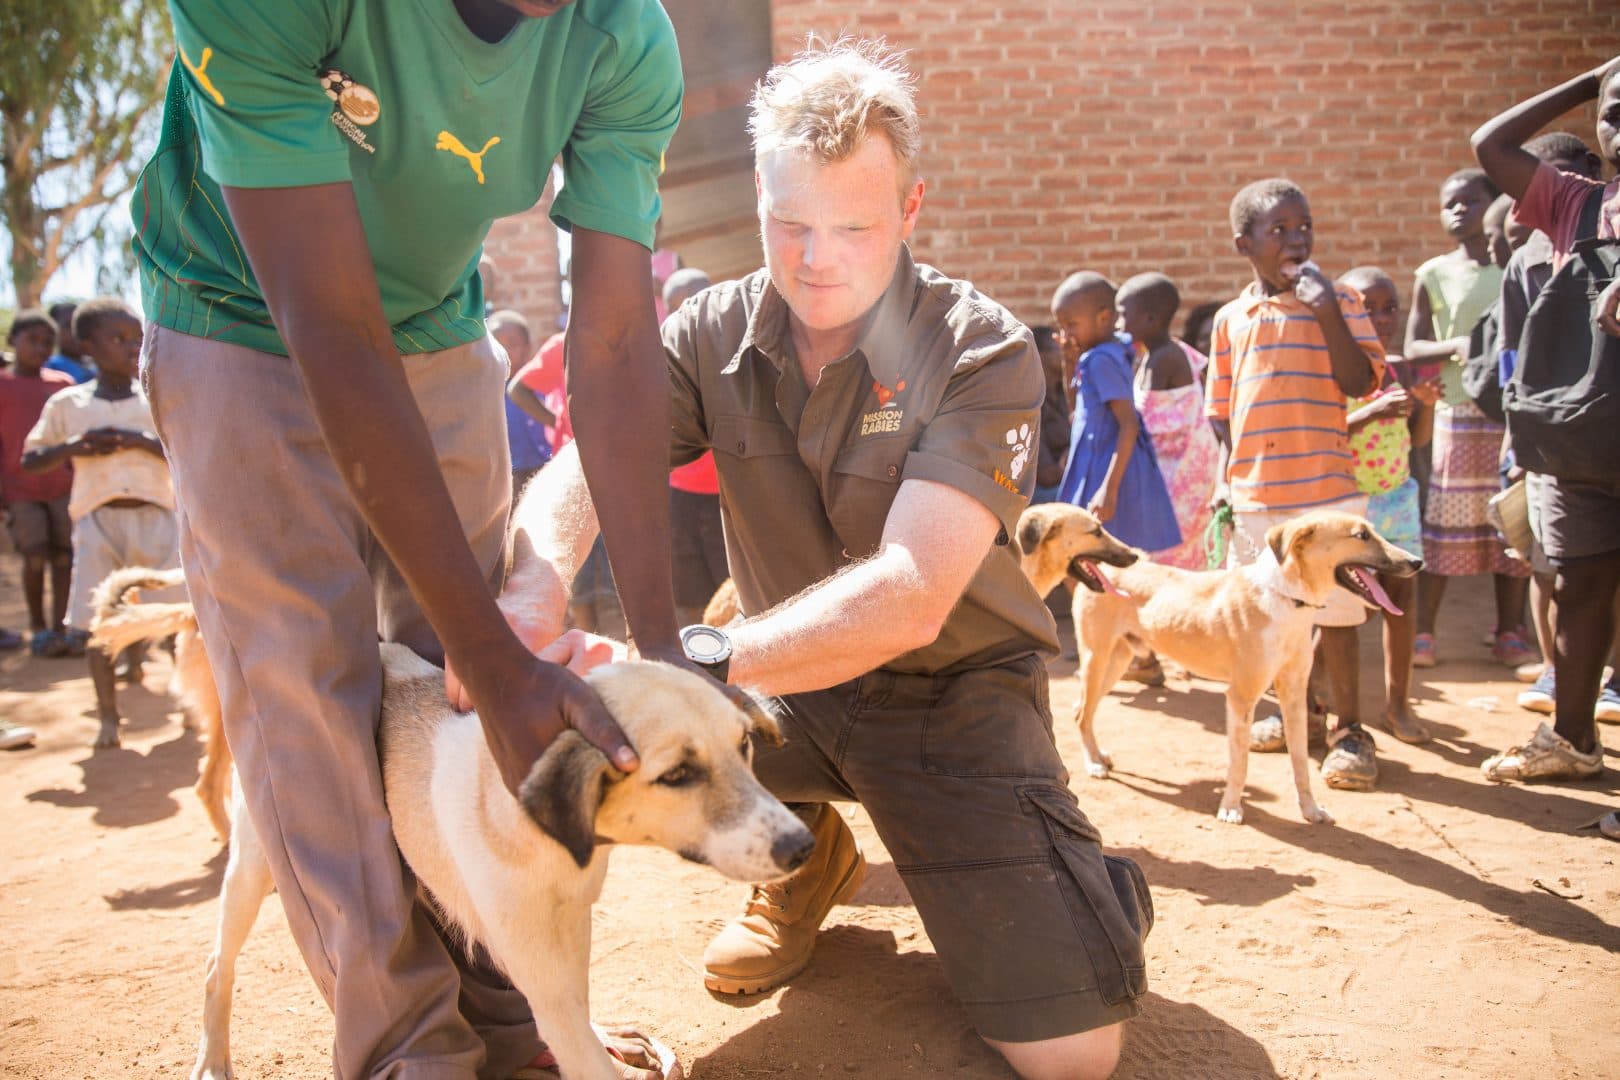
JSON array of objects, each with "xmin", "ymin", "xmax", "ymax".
[{"xmin": 518, "ymin": 667, "xmax": 786, "ymax": 870}]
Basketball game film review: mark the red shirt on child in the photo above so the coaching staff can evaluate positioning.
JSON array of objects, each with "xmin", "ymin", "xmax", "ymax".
[{"xmin": 0, "ymin": 369, "xmax": 74, "ymax": 503}]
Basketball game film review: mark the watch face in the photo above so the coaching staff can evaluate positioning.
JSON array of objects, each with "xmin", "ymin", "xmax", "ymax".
[{"xmin": 681, "ymin": 624, "xmax": 731, "ymax": 664}]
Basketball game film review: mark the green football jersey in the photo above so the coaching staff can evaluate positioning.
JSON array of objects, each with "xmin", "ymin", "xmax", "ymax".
[{"xmin": 132, "ymin": 0, "xmax": 682, "ymax": 356}]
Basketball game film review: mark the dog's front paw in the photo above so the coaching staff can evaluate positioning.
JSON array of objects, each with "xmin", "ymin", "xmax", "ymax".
[
  {"xmin": 1215, "ymin": 804, "xmax": 1245, "ymax": 825},
  {"xmin": 94, "ymin": 719, "xmax": 121, "ymax": 749},
  {"xmin": 1300, "ymin": 803, "xmax": 1334, "ymax": 825},
  {"xmin": 1086, "ymin": 760, "xmax": 1112, "ymax": 779}
]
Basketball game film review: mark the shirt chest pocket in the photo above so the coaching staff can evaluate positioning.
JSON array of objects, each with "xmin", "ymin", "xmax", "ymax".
[
  {"xmin": 710, "ymin": 415, "xmax": 807, "ymax": 506},
  {"xmin": 712, "ymin": 414, "xmax": 798, "ymax": 460},
  {"xmin": 828, "ymin": 440, "xmax": 907, "ymax": 560}
]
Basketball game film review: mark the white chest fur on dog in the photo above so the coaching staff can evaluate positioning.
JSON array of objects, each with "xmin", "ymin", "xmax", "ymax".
[{"xmin": 193, "ymin": 644, "xmax": 813, "ymax": 1080}]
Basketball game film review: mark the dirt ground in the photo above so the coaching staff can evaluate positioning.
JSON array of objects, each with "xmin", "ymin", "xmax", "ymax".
[{"xmin": 1, "ymin": 550, "xmax": 1617, "ymax": 1080}]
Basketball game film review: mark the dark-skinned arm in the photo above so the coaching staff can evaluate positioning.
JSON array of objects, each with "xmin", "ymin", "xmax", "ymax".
[
  {"xmin": 1472, "ymin": 59, "xmax": 1617, "ymax": 201},
  {"xmin": 104, "ymin": 428, "xmax": 167, "ymax": 459},
  {"xmin": 1404, "ymin": 277, "xmax": 1469, "ymax": 364},
  {"xmin": 220, "ymin": 182, "xmax": 637, "ymax": 796},
  {"xmin": 1088, "ymin": 398, "xmax": 1139, "ymax": 523},
  {"xmin": 563, "ymin": 227, "xmax": 681, "ymax": 661},
  {"xmin": 22, "ymin": 430, "xmax": 116, "ymax": 472},
  {"xmin": 1294, "ymin": 266, "xmax": 1374, "ymax": 397},
  {"xmin": 506, "ymin": 375, "xmax": 558, "ymax": 429}
]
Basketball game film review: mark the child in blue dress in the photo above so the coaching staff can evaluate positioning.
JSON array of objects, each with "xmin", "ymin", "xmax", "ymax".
[{"xmin": 1051, "ymin": 272, "xmax": 1181, "ymax": 552}]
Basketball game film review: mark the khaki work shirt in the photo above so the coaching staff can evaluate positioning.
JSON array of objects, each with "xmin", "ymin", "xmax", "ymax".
[{"xmin": 664, "ymin": 248, "xmax": 1059, "ymax": 675}]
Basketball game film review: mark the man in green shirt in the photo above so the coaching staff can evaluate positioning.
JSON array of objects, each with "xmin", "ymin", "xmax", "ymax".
[{"xmin": 133, "ymin": 1, "xmax": 685, "ymax": 1075}]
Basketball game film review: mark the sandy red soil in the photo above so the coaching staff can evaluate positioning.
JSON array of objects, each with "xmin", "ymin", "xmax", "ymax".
[{"xmin": 1, "ymin": 551, "xmax": 1616, "ymax": 1078}]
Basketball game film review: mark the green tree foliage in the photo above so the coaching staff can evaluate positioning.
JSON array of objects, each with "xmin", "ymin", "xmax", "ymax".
[{"xmin": 0, "ymin": 0, "xmax": 172, "ymax": 306}]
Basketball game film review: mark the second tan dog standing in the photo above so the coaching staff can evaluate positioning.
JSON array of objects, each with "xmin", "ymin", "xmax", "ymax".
[{"xmin": 1018, "ymin": 504, "xmax": 1420, "ymax": 825}]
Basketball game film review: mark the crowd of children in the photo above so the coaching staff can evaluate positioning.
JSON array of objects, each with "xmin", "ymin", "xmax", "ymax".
[
  {"xmin": 1031, "ymin": 62, "xmax": 1620, "ymax": 810},
  {"xmin": 0, "ymin": 299, "xmax": 176, "ymax": 750}
]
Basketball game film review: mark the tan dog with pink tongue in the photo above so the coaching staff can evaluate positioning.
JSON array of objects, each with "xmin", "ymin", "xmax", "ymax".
[{"xmin": 1042, "ymin": 506, "xmax": 1419, "ymax": 824}]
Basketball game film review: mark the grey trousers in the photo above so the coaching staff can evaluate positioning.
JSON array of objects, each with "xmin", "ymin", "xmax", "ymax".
[{"xmin": 143, "ymin": 324, "xmax": 536, "ymax": 1079}]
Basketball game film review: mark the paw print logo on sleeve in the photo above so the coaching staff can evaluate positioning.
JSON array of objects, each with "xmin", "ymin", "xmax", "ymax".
[{"xmin": 1006, "ymin": 423, "xmax": 1033, "ymax": 482}]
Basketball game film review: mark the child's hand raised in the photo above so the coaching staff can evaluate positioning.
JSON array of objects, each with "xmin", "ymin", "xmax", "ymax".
[{"xmin": 1284, "ymin": 260, "xmax": 1334, "ymax": 312}]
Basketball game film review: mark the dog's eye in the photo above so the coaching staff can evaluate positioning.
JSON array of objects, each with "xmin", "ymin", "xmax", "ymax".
[
  {"xmin": 656, "ymin": 764, "xmax": 695, "ymax": 787},
  {"xmin": 1354, "ymin": 529, "xmax": 1369, "ymax": 540},
  {"xmin": 739, "ymin": 735, "xmax": 751, "ymax": 760}
]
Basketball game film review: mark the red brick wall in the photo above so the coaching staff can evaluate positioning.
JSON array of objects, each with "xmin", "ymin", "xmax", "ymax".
[
  {"xmin": 484, "ymin": 178, "xmax": 564, "ymax": 346},
  {"xmin": 770, "ymin": 1, "xmax": 1618, "ymax": 331}
]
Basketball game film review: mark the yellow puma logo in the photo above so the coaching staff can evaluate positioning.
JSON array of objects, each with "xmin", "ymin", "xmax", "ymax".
[
  {"xmin": 435, "ymin": 131, "xmax": 501, "ymax": 185},
  {"xmin": 179, "ymin": 45, "xmax": 225, "ymax": 107}
]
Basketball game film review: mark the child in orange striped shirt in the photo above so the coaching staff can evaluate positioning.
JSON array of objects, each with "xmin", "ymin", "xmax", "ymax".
[{"xmin": 1207, "ymin": 178, "xmax": 1386, "ymax": 792}]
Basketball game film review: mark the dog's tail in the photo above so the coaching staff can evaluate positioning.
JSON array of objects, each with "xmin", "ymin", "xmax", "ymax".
[{"xmin": 88, "ymin": 567, "xmax": 196, "ymax": 657}]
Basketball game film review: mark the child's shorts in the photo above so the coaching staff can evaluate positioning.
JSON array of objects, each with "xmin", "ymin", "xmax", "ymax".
[
  {"xmin": 6, "ymin": 496, "xmax": 71, "ymax": 556},
  {"xmin": 1365, "ymin": 477, "xmax": 1424, "ymax": 562},
  {"xmin": 1228, "ymin": 494, "xmax": 1370, "ymax": 628},
  {"xmin": 67, "ymin": 502, "xmax": 180, "ymax": 630}
]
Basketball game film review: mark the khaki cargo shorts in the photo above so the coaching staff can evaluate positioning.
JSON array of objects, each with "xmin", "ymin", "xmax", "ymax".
[{"xmin": 756, "ymin": 655, "xmax": 1152, "ymax": 1042}]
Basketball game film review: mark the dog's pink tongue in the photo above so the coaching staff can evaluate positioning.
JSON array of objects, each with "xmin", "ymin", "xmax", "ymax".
[
  {"xmin": 1353, "ymin": 567, "xmax": 1402, "ymax": 615},
  {"xmin": 1092, "ymin": 562, "xmax": 1130, "ymax": 599}
]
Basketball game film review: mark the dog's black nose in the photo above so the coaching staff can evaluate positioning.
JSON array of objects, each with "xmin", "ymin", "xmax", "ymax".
[{"xmin": 772, "ymin": 827, "xmax": 816, "ymax": 873}]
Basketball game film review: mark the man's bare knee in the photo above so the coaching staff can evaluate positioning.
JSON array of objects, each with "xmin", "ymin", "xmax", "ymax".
[{"xmin": 984, "ymin": 1022, "xmax": 1123, "ymax": 1080}]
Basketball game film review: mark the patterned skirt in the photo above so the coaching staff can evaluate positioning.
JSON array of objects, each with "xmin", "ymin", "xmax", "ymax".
[{"xmin": 1420, "ymin": 400, "xmax": 1528, "ymax": 577}]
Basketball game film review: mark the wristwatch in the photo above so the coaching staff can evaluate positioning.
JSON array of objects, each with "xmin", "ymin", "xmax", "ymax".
[{"xmin": 679, "ymin": 623, "xmax": 732, "ymax": 684}]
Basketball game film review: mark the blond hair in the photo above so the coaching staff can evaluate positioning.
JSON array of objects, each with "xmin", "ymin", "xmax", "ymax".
[{"xmin": 748, "ymin": 36, "xmax": 920, "ymax": 185}]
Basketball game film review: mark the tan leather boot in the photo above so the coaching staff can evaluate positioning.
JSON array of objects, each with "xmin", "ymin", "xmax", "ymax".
[{"xmin": 702, "ymin": 804, "xmax": 865, "ymax": 994}]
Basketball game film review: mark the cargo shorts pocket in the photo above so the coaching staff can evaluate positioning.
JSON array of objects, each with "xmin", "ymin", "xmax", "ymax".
[{"xmin": 1022, "ymin": 784, "xmax": 1151, "ymax": 1006}]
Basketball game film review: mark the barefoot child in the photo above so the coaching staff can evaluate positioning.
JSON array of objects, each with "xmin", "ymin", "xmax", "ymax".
[
  {"xmin": 1116, "ymin": 272, "xmax": 1219, "ymax": 571},
  {"xmin": 1052, "ymin": 272, "xmax": 1180, "ymax": 554},
  {"xmin": 1405, "ymin": 168, "xmax": 1532, "ymax": 670},
  {"xmin": 1207, "ymin": 179, "xmax": 1385, "ymax": 791},
  {"xmin": 22, "ymin": 298, "xmax": 178, "ymax": 748},
  {"xmin": 1340, "ymin": 266, "xmax": 1441, "ymax": 743}
]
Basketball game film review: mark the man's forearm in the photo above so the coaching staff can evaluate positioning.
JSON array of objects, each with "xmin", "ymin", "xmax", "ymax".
[
  {"xmin": 727, "ymin": 548, "xmax": 945, "ymax": 697},
  {"xmin": 566, "ymin": 315, "xmax": 680, "ymax": 657},
  {"xmin": 221, "ymin": 183, "xmax": 528, "ymax": 700},
  {"xmin": 293, "ymin": 321, "xmax": 529, "ymax": 681}
]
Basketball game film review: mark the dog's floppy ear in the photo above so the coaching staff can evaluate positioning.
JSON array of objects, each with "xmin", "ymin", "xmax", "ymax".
[
  {"xmin": 1017, "ymin": 508, "xmax": 1050, "ymax": 555},
  {"xmin": 1265, "ymin": 521, "xmax": 1288, "ymax": 564},
  {"xmin": 735, "ymin": 689, "xmax": 784, "ymax": 747},
  {"xmin": 519, "ymin": 731, "xmax": 621, "ymax": 869},
  {"xmin": 1267, "ymin": 520, "xmax": 1316, "ymax": 568}
]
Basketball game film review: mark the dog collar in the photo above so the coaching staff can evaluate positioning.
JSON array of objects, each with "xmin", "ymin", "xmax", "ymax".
[{"xmin": 1248, "ymin": 547, "xmax": 1325, "ymax": 610}]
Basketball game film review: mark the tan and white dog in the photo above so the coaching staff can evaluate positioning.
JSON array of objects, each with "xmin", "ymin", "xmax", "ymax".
[
  {"xmin": 193, "ymin": 644, "xmax": 814, "ymax": 1080},
  {"xmin": 1021, "ymin": 505, "xmax": 1420, "ymax": 825}
]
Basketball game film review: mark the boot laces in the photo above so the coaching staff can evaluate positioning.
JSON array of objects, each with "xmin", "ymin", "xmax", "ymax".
[{"xmin": 745, "ymin": 881, "xmax": 789, "ymax": 917}]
